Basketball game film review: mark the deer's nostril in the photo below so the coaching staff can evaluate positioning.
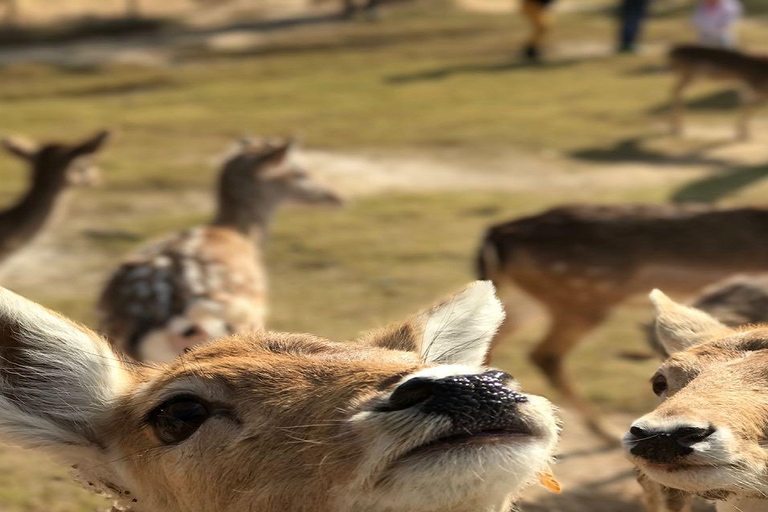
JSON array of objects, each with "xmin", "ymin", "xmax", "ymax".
[
  {"xmin": 673, "ymin": 426, "xmax": 715, "ymax": 446},
  {"xmin": 628, "ymin": 424, "xmax": 715, "ymax": 463},
  {"xmin": 382, "ymin": 378, "xmax": 435, "ymax": 412}
]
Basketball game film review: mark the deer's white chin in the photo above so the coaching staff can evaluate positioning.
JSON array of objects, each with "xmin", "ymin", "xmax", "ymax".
[
  {"xmin": 371, "ymin": 435, "xmax": 555, "ymax": 511},
  {"xmin": 637, "ymin": 461, "xmax": 763, "ymax": 495}
]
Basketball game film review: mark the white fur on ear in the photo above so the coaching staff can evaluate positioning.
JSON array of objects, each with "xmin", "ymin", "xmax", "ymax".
[
  {"xmin": 420, "ymin": 281, "xmax": 505, "ymax": 366},
  {"xmin": 0, "ymin": 287, "xmax": 128, "ymax": 454},
  {"xmin": 650, "ymin": 289, "xmax": 732, "ymax": 355}
]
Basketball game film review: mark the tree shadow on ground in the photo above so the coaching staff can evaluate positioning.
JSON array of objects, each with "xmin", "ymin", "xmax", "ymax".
[
  {"xmin": 385, "ymin": 58, "xmax": 579, "ymax": 84},
  {"xmin": 569, "ymin": 136, "xmax": 730, "ymax": 167},
  {"xmin": 0, "ymin": 16, "xmax": 173, "ymax": 46},
  {"xmin": 650, "ymin": 89, "xmax": 741, "ymax": 115},
  {"xmin": 672, "ymin": 163, "xmax": 768, "ymax": 203}
]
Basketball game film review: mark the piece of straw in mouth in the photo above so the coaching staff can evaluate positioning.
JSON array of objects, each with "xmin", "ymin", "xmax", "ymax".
[{"xmin": 537, "ymin": 469, "xmax": 562, "ymax": 494}]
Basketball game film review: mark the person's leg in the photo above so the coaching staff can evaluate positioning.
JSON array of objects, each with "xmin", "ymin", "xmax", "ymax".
[
  {"xmin": 521, "ymin": 0, "xmax": 548, "ymax": 60},
  {"xmin": 619, "ymin": 0, "xmax": 649, "ymax": 52}
]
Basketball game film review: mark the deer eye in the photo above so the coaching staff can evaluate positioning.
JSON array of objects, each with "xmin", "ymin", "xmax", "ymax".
[
  {"xmin": 651, "ymin": 373, "xmax": 668, "ymax": 397},
  {"xmin": 149, "ymin": 396, "xmax": 210, "ymax": 444}
]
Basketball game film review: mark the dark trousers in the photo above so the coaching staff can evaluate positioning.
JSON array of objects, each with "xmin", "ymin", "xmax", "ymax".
[{"xmin": 619, "ymin": 0, "xmax": 650, "ymax": 48}]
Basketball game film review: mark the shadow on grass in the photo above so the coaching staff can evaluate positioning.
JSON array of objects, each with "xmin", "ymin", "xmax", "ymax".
[
  {"xmin": 650, "ymin": 89, "xmax": 741, "ymax": 115},
  {"xmin": 385, "ymin": 58, "xmax": 578, "ymax": 84},
  {"xmin": 0, "ymin": 16, "xmax": 172, "ymax": 46},
  {"xmin": 672, "ymin": 163, "xmax": 768, "ymax": 203},
  {"xmin": 570, "ymin": 136, "xmax": 730, "ymax": 167}
]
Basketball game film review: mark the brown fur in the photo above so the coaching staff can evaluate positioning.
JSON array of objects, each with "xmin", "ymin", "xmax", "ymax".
[
  {"xmin": 0, "ymin": 283, "xmax": 559, "ymax": 512},
  {"xmin": 628, "ymin": 294, "xmax": 768, "ymax": 512},
  {"xmin": 97, "ymin": 138, "xmax": 342, "ymax": 361},
  {"xmin": 669, "ymin": 45, "xmax": 768, "ymax": 141},
  {"xmin": 478, "ymin": 203, "xmax": 768, "ymax": 441},
  {"xmin": 0, "ymin": 130, "xmax": 109, "ymax": 264}
]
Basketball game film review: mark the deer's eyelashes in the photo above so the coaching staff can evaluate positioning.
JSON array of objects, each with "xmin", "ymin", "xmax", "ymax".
[
  {"xmin": 148, "ymin": 395, "xmax": 211, "ymax": 445},
  {"xmin": 651, "ymin": 373, "xmax": 668, "ymax": 397}
]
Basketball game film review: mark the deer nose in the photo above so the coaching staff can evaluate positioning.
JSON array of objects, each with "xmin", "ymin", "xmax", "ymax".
[
  {"xmin": 381, "ymin": 370, "xmax": 529, "ymax": 430},
  {"xmin": 626, "ymin": 423, "xmax": 716, "ymax": 464}
]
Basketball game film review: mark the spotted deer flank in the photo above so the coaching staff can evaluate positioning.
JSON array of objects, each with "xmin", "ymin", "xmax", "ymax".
[
  {"xmin": 0, "ymin": 282, "xmax": 560, "ymax": 512},
  {"xmin": 97, "ymin": 138, "xmax": 342, "ymax": 362},
  {"xmin": 0, "ymin": 130, "xmax": 109, "ymax": 266},
  {"xmin": 626, "ymin": 290, "xmax": 768, "ymax": 512},
  {"xmin": 478, "ymin": 203, "xmax": 768, "ymax": 443}
]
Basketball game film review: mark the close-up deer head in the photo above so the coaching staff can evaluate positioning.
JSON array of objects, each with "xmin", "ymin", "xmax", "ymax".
[
  {"xmin": 625, "ymin": 290, "xmax": 768, "ymax": 511},
  {"xmin": 0, "ymin": 282, "xmax": 559, "ymax": 512}
]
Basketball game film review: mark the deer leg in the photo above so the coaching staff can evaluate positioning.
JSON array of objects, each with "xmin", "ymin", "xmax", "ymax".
[
  {"xmin": 671, "ymin": 72, "xmax": 693, "ymax": 137},
  {"xmin": 530, "ymin": 305, "xmax": 618, "ymax": 443},
  {"xmin": 638, "ymin": 471, "xmax": 693, "ymax": 512}
]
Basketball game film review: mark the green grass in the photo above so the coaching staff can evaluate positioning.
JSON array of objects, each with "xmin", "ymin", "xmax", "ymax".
[{"xmin": 0, "ymin": 2, "xmax": 767, "ymax": 509}]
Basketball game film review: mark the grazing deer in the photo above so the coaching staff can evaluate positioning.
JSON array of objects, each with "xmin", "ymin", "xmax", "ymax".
[
  {"xmin": 97, "ymin": 138, "xmax": 342, "ymax": 362},
  {"xmin": 0, "ymin": 282, "xmax": 560, "ymax": 512},
  {"xmin": 478, "ymin": 203, "xmax": 768, "ymax": 442},
  {"xmin": 0, "ymin": 131, "xmax": 109, "ymax": 265},
  {"xmin": 625, "ymin": 289, "xmax": 768, "ymax": 512},
  {"xmin": 669, "ymin": 45, "xmax": 768, "ymax": 141}
]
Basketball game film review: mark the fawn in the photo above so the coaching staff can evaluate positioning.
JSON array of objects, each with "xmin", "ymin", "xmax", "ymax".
[
  {"xmin": 669, "ymin": 45, "xmax": 768, "ymax": 141},
  {"xmin": 0, "ymin": 130, "xmax": 109, "ymax": 265},
  {"xmin": 97, "ymin": 138, "xmax": 342, "ymax": 362},
  {"xmin": 0, "ymin": 282, "xmax": 560, "ymax": 512},
  {"xmin": 477, "ymin": 203, "xmax": 768, "ymax": 442},
  {"xmin": 625, "ymin": 289, "xmax": 768, "ymax": 512}
]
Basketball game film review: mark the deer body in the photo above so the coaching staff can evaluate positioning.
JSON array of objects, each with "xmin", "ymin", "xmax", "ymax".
[
  {"xmin": 479, "ymin": 203, "xmax": 768, "ymax": 440},
  {"xmin": 625, "ymin": 290, "xmax": 768, "ymax": 512},
  {"xmin": 0, "ymin": 282, "xmax": 560, "ymax": 512},
  {"xmin": 669, "ymin": 45, "xmax": 768, "ymax": 140},
  {"xmin": 0, "ymin": 131, "xmax": 109, "ymax": 265},
  {"xmin": 98, "ymin": 139, "xmax": 342, "ymax": 362}
]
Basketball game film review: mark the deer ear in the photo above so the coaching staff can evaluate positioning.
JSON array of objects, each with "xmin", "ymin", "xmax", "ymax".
[
  {"xmin": 650, "ymin": 289, "xmax": 732, "ymax": 355},
  {"xmin": 69, "ymin": 130, "xmax": 110, "ymax": 158},
  {"xmin": 260, "ymin": 139, "xmax": 294, "ymax": 166},
  {"xmin": 1, "ymin": 136, "xmax": 37, "ymax": 161},
  {"xmin": 369, "ymin": 281, "xmax": 505, "ymax": 366},
  {"xmin": 0, "ymin": 287, "xmax": 129, "ymax": 461}
]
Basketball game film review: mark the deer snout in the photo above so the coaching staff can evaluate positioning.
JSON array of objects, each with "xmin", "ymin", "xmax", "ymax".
[
  {"xmin": 379, "ymin": 370, "xmax": 530, "ymax": 432},
  {"xmin": 625, "ymin": 421, "xmax": 716, "ymax": 464}
]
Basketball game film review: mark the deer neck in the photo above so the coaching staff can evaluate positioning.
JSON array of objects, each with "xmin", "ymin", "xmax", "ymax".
[
  {"xmin": 0, "ymin": 173, "xmax": 70, "ymax": 257},
  {"xmin": 210, "ymin": 195, "xmax": 278, "ymax": 248}
]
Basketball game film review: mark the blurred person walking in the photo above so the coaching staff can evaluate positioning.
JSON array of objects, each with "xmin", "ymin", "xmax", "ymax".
[
  {"xmin": 693, "ymin": 0, "xmax": 742, "ymax": 48},
  {"xmin": 618, "ymin": 0, "xmax": 650, "ymax": 53},
  {"xmin": 520, "ymin": 0, "xmax": 557, "ymax": 61}
]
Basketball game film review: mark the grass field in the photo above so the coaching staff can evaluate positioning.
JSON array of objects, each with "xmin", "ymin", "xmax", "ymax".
[{"xmin": 0, "ymin": 1, "xmax": 767, "ymax": 509}]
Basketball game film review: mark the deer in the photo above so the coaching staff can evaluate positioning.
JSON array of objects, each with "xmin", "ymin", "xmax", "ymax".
[
  {"xmin": 669, "ymin": 45, "xmax": 768, "ymax": 141},
  {"xmin": 624, "ymin": 289, "xmax": 768, "ymax": 512},
  {"xmin": 647, "ymin": 274, "xmax": 768, "ymax": 358},
  {"xmin": 97, "ymin": 137, "xmax": 342, "ymax": 363},
  {"xmin": 0, "ymin": 281, "xmax": 560, "ymax": 512},
  {"xmin": 477, "ymin": 203, "xmax": 768, "ymax": 443},
  {"xmin": 0, "ymin": 130, "xmax": 110, "ymax": 266}
]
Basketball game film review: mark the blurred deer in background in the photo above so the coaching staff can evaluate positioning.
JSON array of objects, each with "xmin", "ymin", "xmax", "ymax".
[
  {"xmin": 478, "ymin": 203, "xmax": 768, "ymax": 442},
  {"xmin": 0, "ymin": 282, "xmax": 560, "ymax": 512},
  {"xmin": 98, "ymin": 138, "xmax": 343, "ymax": 362},
  {"xmin": 626, "ymin": 290, "xmax": 768, "ymax": 512},
  {"xmin": 669, "ymin": 45, "xmax": 768, "ymax": 141},
  {"xmin": 0, "ymin": 130, "xmax": 109, "ymax": 266}
]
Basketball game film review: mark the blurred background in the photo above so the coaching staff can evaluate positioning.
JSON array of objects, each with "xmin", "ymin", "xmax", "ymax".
[{"xmin": 0, "ymin": 0, "xmax": 766, "ymax": 510}]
